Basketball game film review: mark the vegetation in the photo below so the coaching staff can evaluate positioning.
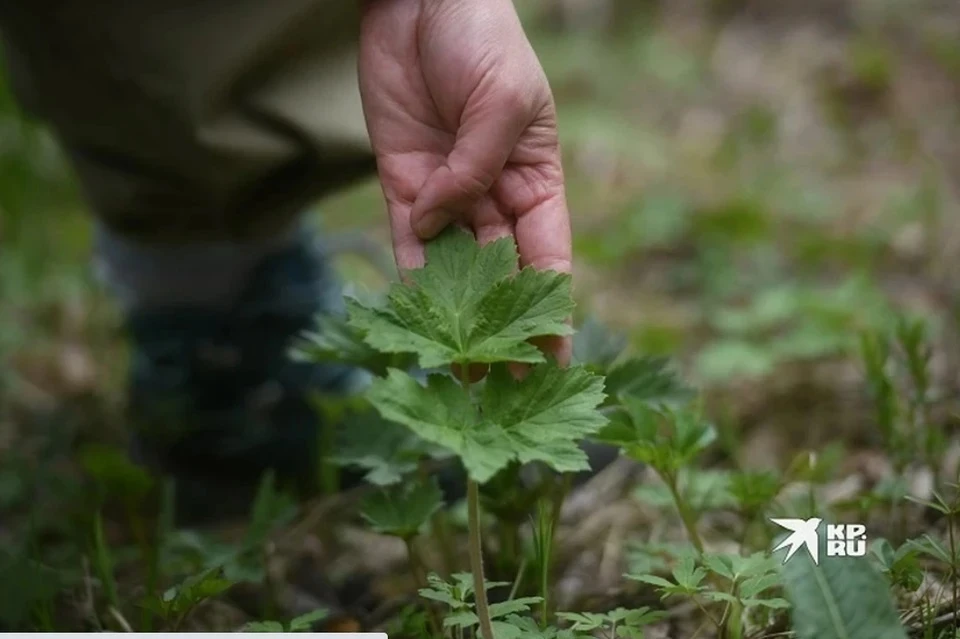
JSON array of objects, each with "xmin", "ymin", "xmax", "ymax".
[{"xmin": 5, "ymin": 0, "xmax": 960, "ymax": 637}]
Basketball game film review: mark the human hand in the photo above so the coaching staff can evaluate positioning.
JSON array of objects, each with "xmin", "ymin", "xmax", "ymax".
[{"xmin": 358, "ymin": 0, "xmax": 573, "ymax": 366}]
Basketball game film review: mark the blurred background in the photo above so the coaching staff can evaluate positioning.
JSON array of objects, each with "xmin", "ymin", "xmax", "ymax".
[{"xmin": 2, "ymin": 0, "xmax": 960, "ymax": 494}]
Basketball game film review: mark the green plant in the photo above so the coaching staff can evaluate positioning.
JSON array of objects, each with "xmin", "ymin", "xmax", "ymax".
[
  {"xmin": 779, "ymin": 546, "xmax": 906, "ymax": 639},
  {"xmin": 292, "ymin": 228, "xmax": 914, "ymax": 639},
  {"xmin": 419, "ymin": 572, "xmax": 542, "ymax": 639},
  {"xmin": 596, "ymin": 402, "xmax": 716, "ymax": 554},
  {"xmin": 140, "ymin": 471, "xmax": 298, "ymax": 629},
  {"xmin": 905, "ymin": 486, "xmax": 960, "ymax": 636},
  {"xmin": 556, "ymin": 607, "xmax": 665, "ymax": 639},
  {"xmin": 698, "ymin": 552, "xmax": 789, "ymax": 637},
  {"xmin": 300, "ymin": 227, "xmax": 608, "ymax": 639},
  {"xmin": 0, "ymin": 547, "xmax": 60, "ymax": 630},
  {"xmin": 140, "ymin": 566, "xmax": 234, "ymax": 631},
  {"xmin": 531, "ymin": 490, "xmax": 562, "ymax": 626},
  {"xmin": 242, "ymin": 608, "xmax": 329, "ymax": 632},
  {"xmin": 626, "ymin": 553, "xmax": 787, "ymax": 638},
  {"xmin": 871, "ymin": 539, "xmax": 923, "ymax": 592},
  {"xmin": 360, "ymin": 477, "xmax": 446, "ymax": 635}
]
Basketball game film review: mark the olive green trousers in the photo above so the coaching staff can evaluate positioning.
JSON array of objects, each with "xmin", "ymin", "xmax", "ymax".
[{"xmin": 0, "ymin": 1, "xmax": 376, "ymax": 245}]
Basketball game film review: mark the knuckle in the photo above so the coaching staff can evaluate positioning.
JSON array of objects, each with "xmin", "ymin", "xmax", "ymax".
[
  {"xmin": 532, "ymin": 253, "xmax": 572, "ymax": 273},
  {"xmin": 497, "ymin": 80, "xmax": 535, "ymax": 114},
  {"xmin": 451, "ymin": 166, "xmax": 494, "ymax": 200}
]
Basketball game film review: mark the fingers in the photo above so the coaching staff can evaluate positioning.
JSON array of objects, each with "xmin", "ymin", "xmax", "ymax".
[
  {"xmin": 409, "ymin": 88, "xmax": 530, "ymax": 240},
  {"xmin": 513, "ymin": 178, "xmax": 574, "ymax": 367},
  {"xmin": 513, "ymin": 189, "xmax": 573, "ymax": 275},
  {"xmin": 384, "ymin": 194, "xmax": 427, "ymax": 277}
]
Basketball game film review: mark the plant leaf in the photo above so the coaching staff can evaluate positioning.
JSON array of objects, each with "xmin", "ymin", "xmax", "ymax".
[
  {"xmin": 603, "ymin": 356, "xmax": 692, "ymax": 406},
  {"xmin": 557, "ymin": 612, "xmax": 609, "ymax": 631},
  {"xmin": 333, "ymin": 407, "xmax": 439, "ymax": 486},
  {"xmin": 346, "ymin": 227, "xmax": 574, "ymax": 368},
  {"xmin": 672, "ymin": 555, "xmax": 707, "ymax": 591},
  {"xmin": 444, "ymin": 611, "xmax": 480, "ymax": 628},
  {"xmin": 595, "ymin": 403, "xmax": 714, "ymax": 474},
  {"xmin": 747, "ymin": 597, "xmax": 791, "ymax": 609},
  {"xmin": 292, "ymin": 312, "xmax": 411, "ymax": 375},
  {"xmin": 289, "ymin": 608, "xmax": 329, "ymax": 632},
  {"xmin": 145, "ymin": 566, "xmax": 234, "ymax": 620},
  {"xmin": 479, "ymin": 364, "xmax": 608, "ymax": 471},
  {"xmin": 492, "ymin": 620, "xmax": 526, "ymax": 639},
  {"xmin": 367, "ymin": 370, "xmax": 513, "ymax": 482},
  {"xmin": 572, "ymin": 316, "xmax": 628, "ymax": 371},
  {"xmin": 244, "ymin": 471, "xmax": 298, "ymax": 551},
  {"xmin": 79, "ymin": 444, "xmax": 154, "ymax": 504},
  {"xmin": 702, "ymin": 554, "xmax": 737, "ymax": 581},
  {"xmin": 740, "ymin": 572, "xmax": 782, "ymax": 599},
  {"xmin": 359, "ymin": 477, "xmax": 444, "ymax": 538},
  {"xmin": 904, "ymin": 534, "xmax": 954, "ymax": 563},
  {"xmin": 780, "ymin": 549, "xmax": 907, "ymax": 639},
  {"xmin": 368, "ymin": 364, "xmax": 606, "ymax": 482},
  {"xmin": 0, "ymin": 550, "xmax": 60, "ymax": 629},
  {"xmin": 488, "ymin": 596, "xmax": 543, "ymax": 619},
  {"xmin": 628, "ymin": 574, "xmax": 675, "ymax": 589}
]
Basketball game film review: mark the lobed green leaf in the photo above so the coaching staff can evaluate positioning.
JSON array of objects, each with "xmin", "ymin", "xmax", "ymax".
[
  {"xmin": 345, "ymin": 227, "xmax": 574, "ymax": 369},
  {"xmin": 368, "ymin": 363, "xmax": 607, "ymax": 483}
]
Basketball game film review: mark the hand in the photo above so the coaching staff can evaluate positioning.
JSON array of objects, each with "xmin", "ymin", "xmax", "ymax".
[{"xmin": 359, "ymin": 0, "xmax": 573, "ymax": 365}]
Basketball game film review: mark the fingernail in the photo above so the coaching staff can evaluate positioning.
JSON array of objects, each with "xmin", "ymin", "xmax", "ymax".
[{"xmin": 414, "ymin": 209, "xmax": 453, "ymax": 239}]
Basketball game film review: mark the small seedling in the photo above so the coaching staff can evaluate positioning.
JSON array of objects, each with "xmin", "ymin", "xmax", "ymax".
[
  {"xmin": 557, "ymin": 607, "xmax": 666, "ymax": 639},
  {"xmin": 596, "ymin": 401, "xmax": 716, "ymax": 554},
  {"xmin": 360, "ymin": 477, "xmax": 446, "ymax": 634},
  {"xmin": 242, "ymin": 608, "xmax": 328, "ymax": 633},
  {"xmin": 140, "ymin": 566, "xmax": 234, "ymax": 631},
  {"xmin": 419, "ymin": 572, "xmax": 542, "ymax": 639},
  {"xmin": 871, "ymin": 539, "xmax": 923, "ymax": 591}
]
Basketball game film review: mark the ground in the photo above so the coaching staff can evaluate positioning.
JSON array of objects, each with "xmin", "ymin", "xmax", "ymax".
[{"xmin": 3, "ymin": 1, "xmax": 960, "ymax": 636}]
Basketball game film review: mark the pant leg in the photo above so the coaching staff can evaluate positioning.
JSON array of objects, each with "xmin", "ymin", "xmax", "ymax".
[{"xmin": 0, "ymin": 0, "xmax": 376, "ymax": 246}]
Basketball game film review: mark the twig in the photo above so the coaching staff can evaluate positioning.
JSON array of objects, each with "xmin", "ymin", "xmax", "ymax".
[
  {"xmin": 109, "ymin": 607, "xmax": 134, "ymax": 633},
  {"xmin": 81, "ymin": 555, "xmax": 100, "ymax": 630},
  {"xmin": 508, "ymin": 557, "xmax": 528, "ymax": 602}
]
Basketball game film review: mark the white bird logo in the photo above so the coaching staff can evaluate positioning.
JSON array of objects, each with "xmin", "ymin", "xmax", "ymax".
[{"xmin": 770, "ymin": 518, "xmax": 822, "ymax": 565}]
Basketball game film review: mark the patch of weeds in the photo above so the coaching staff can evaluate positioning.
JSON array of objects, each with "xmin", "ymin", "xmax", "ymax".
[
  {"xmin": 695, "ymin": 275, "xmax": 895, "ymax": 383},
  {"xmin": 296, "ymin": 227, "xmax": 911, "ymax": 639}
]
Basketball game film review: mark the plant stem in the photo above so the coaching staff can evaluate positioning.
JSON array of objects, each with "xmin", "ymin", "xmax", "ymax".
[
  {"xmin": 109, "ymin": 607, "xmax": 134, "ymax": 633},
  {"xmin": 692, "ymin": 597, "xmax": 722, "ymax": 631},
  {"xmin": 458, "ymin": 365, "xmax": 495, "ymax": 639},
  {"xmin": 540, "ymin": 474, "xmax": 569, "ymax": 626},
  {"xmin": 468, "ymin": 480, "xmax": 496, "ymax": 639},
  {"xmin": 535, "ymin": 499, "xmax": 553, "ymax": 628},
  {"xmin": 949, "ymin": 511, "xmax": 958, "ymax": 634},
  {"xmin": 665, "ymin": 474, "xmax": 705, "ymax": 555},
  {"xmin": 92, "ymin": 511, "xmax": 120, "ymax": 610},
  {"xmin": 508, "ymin": 557, "xmax": 528, "ymax": 601}
]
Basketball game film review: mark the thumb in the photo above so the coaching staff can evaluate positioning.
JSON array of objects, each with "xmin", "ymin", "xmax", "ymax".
[{"xmin": 410, "ymin": 93, "xmax": 529, "ymax": 239}]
